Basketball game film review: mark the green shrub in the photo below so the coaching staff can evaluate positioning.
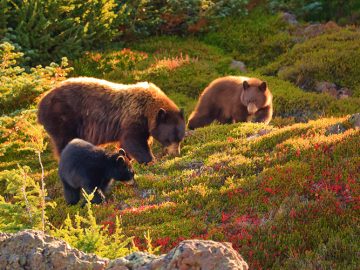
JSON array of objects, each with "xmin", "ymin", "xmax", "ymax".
[
  {"xmin": 0, "ymin": 0, "xmax": 8, "ymax": 38},
  {"xmin": 0, "ymin": 113, "xmax": 54, "ymax": 232},
  {"xmin": 268, "ymin": 0, "xmax": 360, "ymax": 24},
  {"xmin": 3, "ymin": 0, "xmax": 118, "ymax": 65},
  {"xmin": 202, "ymin": 9, "xmax": 294, "ymax": 68},
  {"xmin": 0, "ymin": 165, "xmax": 55, "ymax": 232},
  {"xmin": 116, "ymin": 0, "xmax": 248, "ymax": 38},
  {"xmin": 51, "ymin": 190, "xmax": 137, "ymax": 259},
  {"xmin": 72, "ymin": 36, "xmax": 233, "ymax": 99},
  {"xmin": 260, "ymin": 27, "xmax": 360, "ymax": 97},
  {"xmin": 73, "ymin": 48, "xmax": 149, "ymax": 77},
  {"xmin": 261, "ymin": 75, "xmax": 360, "ymax": 119},
  {"xmin": 0, "ymin": 42, "xmax": 72, "ymax": 115}
]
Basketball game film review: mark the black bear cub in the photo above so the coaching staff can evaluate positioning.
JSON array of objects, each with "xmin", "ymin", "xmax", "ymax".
[{"xmin": 59, "ymin": 139, "xmax": 135, "ymax": 205}]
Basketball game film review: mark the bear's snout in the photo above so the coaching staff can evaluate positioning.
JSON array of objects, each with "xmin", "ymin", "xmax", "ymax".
[
  {"xmin": 123, "ymin": 178, "xmax": 135, "ymax": 186},
  {"xmin": 247, "ymin": 103, "xmax": 258, "ymax": 114},
  {"xmin": 165, "ymin": 143, "xmax": 181, "ymax": 156}
]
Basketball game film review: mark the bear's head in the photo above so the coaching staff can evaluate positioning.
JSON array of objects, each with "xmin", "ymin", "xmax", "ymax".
[
  {"xmin": 150, "ymin": 108, "xmax": 185, "ymax": 156},
  {"xmin": 109, "ymin": 149, "xmax": 135, "ymax": 185},
  {"xmin": 240, "ymin": 80, "xmax": 271, "ymax": 115}
]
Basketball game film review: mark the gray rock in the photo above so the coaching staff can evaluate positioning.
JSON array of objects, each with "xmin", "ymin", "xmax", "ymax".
[
  {"xmin": 302, "ymin": 21, "xmax": 340, "ymax": 38},
  {"xmin": 325, "ymin": 123, "xmax": 347, "ymax": 136},
  {"xmin": 314, "ymin": 81, "xmax": 352, "ymax": 99},
  {"xmin": 0, "ymin": 230, "xmax": 108, "ymax": 270},
  {"xmin": 337, "ymin": 87, "xmax": 351, "ymax": 99},
  {"xmin": 0, "ymin": 230, "xmax": 249, "ymax": 270},
  {"xmin": 315, "ymin": 81, "xmax": 337, "ymax": 97},
  {"xmin": 281, "ymin": 12, "xmax": 298, "ymax": 25},
  {"xmin": 230, "ymin": 60, "xmax": 247, "ymax": 72},
  {"xmin": 349, "ymin": 113, "xmax": 360, "ymax": 129}
]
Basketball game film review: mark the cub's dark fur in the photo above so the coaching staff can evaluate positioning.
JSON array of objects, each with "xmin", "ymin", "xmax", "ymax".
[{"xmin": 59, "ymin": 139, "xmax": 134, "ymax": 205}]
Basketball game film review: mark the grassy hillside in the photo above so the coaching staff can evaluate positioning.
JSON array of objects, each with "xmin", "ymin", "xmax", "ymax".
[{"xmin": 1, "ymin": 8, "xmax": 360, "ymax": 270}]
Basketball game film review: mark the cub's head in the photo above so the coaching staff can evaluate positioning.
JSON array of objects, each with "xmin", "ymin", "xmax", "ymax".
[
  {"xmin": 240, "ymin": 80, "xmax": 271, "ymax": 115},
  {"xmin": 151, "ymin": 108, "xmax": 185, "ymax": 156},
  {"xmin": 111, "ymin": 149, "xmax": 135, "ymax": 185}
]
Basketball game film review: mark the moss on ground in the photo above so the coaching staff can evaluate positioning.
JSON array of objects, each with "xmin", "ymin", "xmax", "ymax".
[
  {"xmin": 1, "ymin": 110, "xmax": 359, "ymax": 269},
  {"xmin": 260, "ymin": 27, "xmax": 360, "ymax": 97},
  {"xmin": 202, "ymin": 9, "xmax": 295, "ymax": 68},
  {"xmin": 1, "ymin": 11, "xmax": 360, "ymax": 269}
]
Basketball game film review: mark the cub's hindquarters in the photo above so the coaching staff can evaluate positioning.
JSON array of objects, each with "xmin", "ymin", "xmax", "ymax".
[{"xmin": 188, "ymin": 81, "xmax": 241, "ymax": 130}]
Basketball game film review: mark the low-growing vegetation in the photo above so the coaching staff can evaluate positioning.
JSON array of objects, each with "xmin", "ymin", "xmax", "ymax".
[
  {"xmin": 1, "ymin": 2, "xmax": 360, "ymax": 269},
  {"xmin": 260, "ymin": 27, "xmax": 360, "ymax": 97},
  {"xmin": 203, "ymin": 8, "xmax": 295, "ymax": 68}
]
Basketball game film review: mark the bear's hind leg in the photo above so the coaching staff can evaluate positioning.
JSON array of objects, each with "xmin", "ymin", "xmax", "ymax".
[
  {"xmin": 62, "ymin": 181, "xmax": 80, "ymax": 205},
  {"xmin": 188, "ymin": 112, "xmax": 218, "ymax": 130}
]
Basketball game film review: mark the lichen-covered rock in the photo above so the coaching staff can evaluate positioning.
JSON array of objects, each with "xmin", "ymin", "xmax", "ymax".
[
  {"xmin": 230, "ymin": 60, "xmax": 247, "ymax": 72},
  {"xmin": 144, "ymin": 240, "xmax": 249, "ymax": 270},
  {"xmin": 280, "ymin": 12, "xmax": 298, "ymax": 26},
  {"xmin": 315, "ymin": 81, "xmax": 352, "ymax": 99},
  {"xmin": 349, "ymin": 113, "xmax": 360, "ymax": 129},
  {"xmin": 315, "ymin": 81, "xmax": 337, "ymax": 96},
  {"xmin": 0, "ymin": 230, "xmax": 108, "ymax": 270},
  {"xmin": 325, "ymin": 123, "xmax": 347, "ymax": 136},
  {"xmin": 337, "ymin": 87, "xmax": 352, "ymax": 99},
  {"xmin": 0, "ymin": 230, "xmax": 248, "ymax": 270},
  {"xmin": 300, "ymin": 21, "xmax": 340, "ymax": 38}
]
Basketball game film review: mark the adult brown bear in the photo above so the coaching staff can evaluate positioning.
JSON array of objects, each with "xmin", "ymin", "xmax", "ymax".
[
  {"xmin": 38, "ymin": 77, "xmax": 185, "ymax": 164},
  {"xmin": 187, "ymin": 76, "xmax": 273, "ymax": 129}
]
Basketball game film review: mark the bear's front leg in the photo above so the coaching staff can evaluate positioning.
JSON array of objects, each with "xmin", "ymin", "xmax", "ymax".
[
  {"xmin": 232, "ymin": 105, "xmax": 249, "ymax": 123},
  {"xmin": 254, "ymin": 105, "xmax": 273, "ymax": 124},
  {"xmin": 121, "ymin": 131, "xmax": 154, "ymax": 164},
  {"xmin": 83, "ymin": 186, "xmax": 104, "ymax": 204}
]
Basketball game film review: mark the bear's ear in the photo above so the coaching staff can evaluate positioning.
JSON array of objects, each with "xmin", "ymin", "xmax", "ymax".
[
  {"xmin": 118, "ymin": 148, "xmax": 126, "ymax": 156},
  {"xmin": 116, "ymin": 155, "xmax": 125, "ymax": 163},
  {"xmin": 156, "ymin": 108, "xmax": 167, "ymax": 124},
  {"xmin": 243, "ymin": 81, "xmax": 250, "ymax": 90},
  {"xmin": 259, "ymin": 81, "xmax": 267, "ymax": 92}
]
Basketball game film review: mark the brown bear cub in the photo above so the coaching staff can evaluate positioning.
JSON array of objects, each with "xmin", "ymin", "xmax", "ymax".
[
  {"xmin": 59, "ymin": 139, "xmax": 134, "ymax": 205},
  {"xmin": 38, "ymin": 78, "xmax": 185, "ymax": 164},
  {"xmin": 188, "ymin": 76, "xmax": 273, "ymax": 129}
]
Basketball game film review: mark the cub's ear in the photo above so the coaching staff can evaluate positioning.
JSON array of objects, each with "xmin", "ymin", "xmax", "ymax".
[
  {"xmin": 259, "ymin": 81, "xmax": 267, "ymax": 92},
  {"xmin": 118, "ymin": 148, "xmax": 126, "ymax": 156},
  {"xmin": 180, "ymin": 108, "xmax": 184, "ymax": 119},
  {"xmin": 116, "ymin": 155, "xmax": 125, "ymax": 163},
  {"xmin": 156, "ymin": 108, "xmax": 167, "ymax": 124},
  {"xmin": 243, "ymin": 81, "xmax": 250, "ymax": 90}
]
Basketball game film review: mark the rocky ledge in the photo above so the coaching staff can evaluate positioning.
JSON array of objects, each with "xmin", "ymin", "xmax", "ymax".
[{"xmin": 0, "ymin": 230, "xmax": 248, "ymax": 270}]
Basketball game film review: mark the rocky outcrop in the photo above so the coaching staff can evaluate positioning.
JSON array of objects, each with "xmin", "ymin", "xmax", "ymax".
[
  {"xmin": 315, "ymin": 81, "xmax": 352, "ymax": 99},
  {"xmin": 0, "ymin": 230, "xmax": 249, "ymax": 270},
  {"xmin": 292, "ymin": 21, "xmax": 341, "ymax": 40},
  {"xmin": 325, "ymin": 113, "xmax": 360, "ymax": 135},
  {"xmin": 280, "ymin": 12, "xmax": 298, "ymax": 26},
  {"xmin": 230, "ymin": 60, "xmax": 247, "ymax": 73}
]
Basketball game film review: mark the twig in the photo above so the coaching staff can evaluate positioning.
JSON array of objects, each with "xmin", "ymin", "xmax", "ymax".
[
  {"xmin": 21, "ymin": 170, "xmax": 33, "ymax": 224},
  {"xmin": 38, "ymin": 151, "xmax": 45, "ymax": 232}
]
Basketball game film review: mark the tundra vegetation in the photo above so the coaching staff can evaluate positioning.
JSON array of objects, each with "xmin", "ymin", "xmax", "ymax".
[{"xmin": 0, "ymin": 1, "xmax": 359, "ymax": 269}]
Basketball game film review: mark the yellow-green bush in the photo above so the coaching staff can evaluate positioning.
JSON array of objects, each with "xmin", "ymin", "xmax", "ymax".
[
  {"xmin": 0, "ymin": 42, "xmax": 72, "ymax": 115},
  {"xmin": 262, "ymin": 75, "xmax": 360, "ymax": 119},
  {"xmin": 202, "ymin": 9, "xmax": 295, "ymax": 68},
  {"xmin": 260, "ymin": 27, "xmax": 360, "ymax": 96}
]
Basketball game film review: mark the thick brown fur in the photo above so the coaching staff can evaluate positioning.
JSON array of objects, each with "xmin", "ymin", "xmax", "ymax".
[
  {"xmin": 187, "ymin": 76, "xmax": 273, "ymax": 129},
  {"xmin": 38, "ymin": 77, "xmax": 185, "ymax": 164}
]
